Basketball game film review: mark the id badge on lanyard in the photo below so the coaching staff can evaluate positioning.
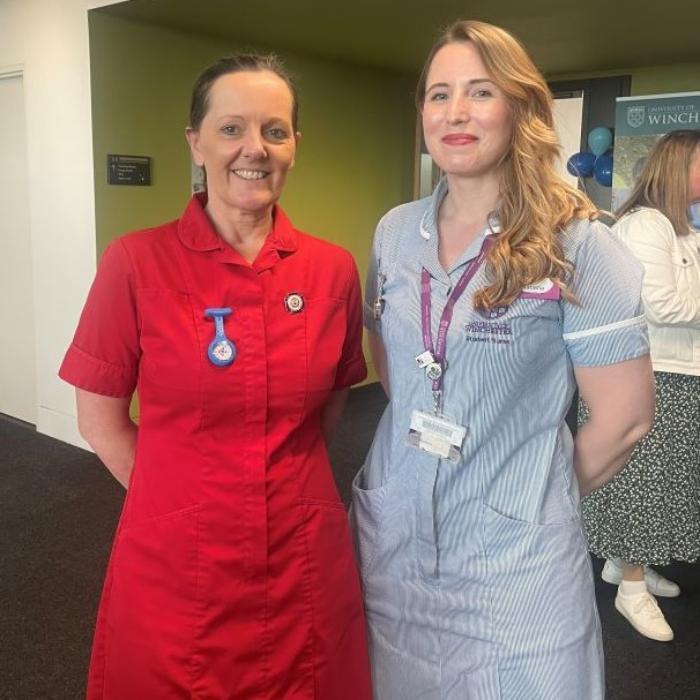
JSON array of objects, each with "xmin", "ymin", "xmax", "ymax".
[{"xmin": 407, "ymin": 237, "xmax": 492, "ymax": 461}]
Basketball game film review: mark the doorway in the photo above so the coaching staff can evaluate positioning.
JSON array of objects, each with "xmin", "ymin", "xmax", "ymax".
[{"xmin": 0, "ymin": 72, "xmax": 36, "ymax": 424}]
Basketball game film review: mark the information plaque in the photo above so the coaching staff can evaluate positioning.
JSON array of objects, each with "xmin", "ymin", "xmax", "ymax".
[{"xmin": 107, "ymin": 154, "xmax": 151, "ymax": 186}]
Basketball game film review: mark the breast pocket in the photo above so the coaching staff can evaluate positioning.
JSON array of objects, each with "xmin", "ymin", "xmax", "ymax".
[
  {"xmin": 461, "ymin": 297, "xmax": 562, "ymax": 374},
  {"xmin": 265, "ymin": 294, "xmax": 346, "ymax": 419},
  {"xmin": 377, "ymin": 264, "xmax": 423, "ymax": 361},
  {"xmin": 305, "ymin": 296, "xmax": 346, "ymax": 391},
  {"xmin": 509, "ymin": 298, "xmax": 561, "ymax": 360},
  {"xmin": 137, "ymin": 288, "xmax": 201, "ymax": 391},
  {"xmin": 672, "ymin": 251, "xmax": 697, "ymax": 294}
]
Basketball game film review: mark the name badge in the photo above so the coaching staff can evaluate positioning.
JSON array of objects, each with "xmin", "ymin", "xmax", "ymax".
[
  {"xmin": 407, "ymin": 410, "xmax": 467, "ymax": 462},
  {"xmin": 519, "ymin": 278, "xmax": 561, "ymax": 300}
]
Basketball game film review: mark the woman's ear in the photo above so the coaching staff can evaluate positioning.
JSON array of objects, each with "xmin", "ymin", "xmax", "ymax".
[
  {"xmin": 185, "ymin": 127, "xmax": 205, "ymax": 167},
  {"xmin": 288, "ymin": 131, "xmax": 302, "ymax": 170}
]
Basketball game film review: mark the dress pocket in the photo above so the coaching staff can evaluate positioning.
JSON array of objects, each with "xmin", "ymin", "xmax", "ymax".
[
  {"xmin": 103, "ymin": 505, "xmax": 201, "ymax": 696},
  {"xmin": 482, "ymin": 503, "xmax": 603, "ymax": 698},
  {"xmin": 298, "ymin": 499, "xmax": 372, "ymax": 699},
  {"xmin": 137, "ymin": 288, "xmax": 201, "ymax": 391},
  {"xmin": 350, "ymin": 469, "xmax": 391, "ymax": 577}
]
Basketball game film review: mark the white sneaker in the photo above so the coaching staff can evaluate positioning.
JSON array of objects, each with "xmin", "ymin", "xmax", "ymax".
[
  {"xmin": 601, "ymin": 559, "xmax": 681, "ymax": 597},
  {"xmin": 643, "ymin": 566, "xmax": 681, "ymax": 597},
  {"xmin": 615, "ymin": 591, "xmax": 674, "ymax": 642}
]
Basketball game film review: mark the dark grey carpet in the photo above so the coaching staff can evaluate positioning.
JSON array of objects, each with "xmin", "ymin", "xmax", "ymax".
[{"xmin": 1, "ymin": 384, "xmax": 698, "ymax": 699}]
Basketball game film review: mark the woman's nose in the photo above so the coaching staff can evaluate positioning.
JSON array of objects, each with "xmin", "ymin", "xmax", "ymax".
[
  {"xmin": 447, "ymin": 95, "xmax": 470, "ymax": 124},
  {"xmin": 241, "ymin": 132, "xmax": 267, "ymax": 160}
]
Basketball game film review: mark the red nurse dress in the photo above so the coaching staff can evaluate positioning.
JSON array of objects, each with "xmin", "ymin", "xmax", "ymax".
[{"xmin": 59, "ymin": 194, "xmax": 372, "ymax": 699}]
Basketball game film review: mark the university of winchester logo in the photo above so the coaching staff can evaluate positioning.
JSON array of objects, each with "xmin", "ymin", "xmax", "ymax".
[{"xmin": 627, "ymin": 105, "xmax": 646, "ymax": 128}]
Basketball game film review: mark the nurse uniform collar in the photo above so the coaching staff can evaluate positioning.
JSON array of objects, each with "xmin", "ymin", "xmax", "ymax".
[
  {"xmin": 419, "ymin": 177, "xmax": 449, "ymax": 241},
  {"xmin": 419, "ymin": 177, "xmax": 503, "ymax": 240}
]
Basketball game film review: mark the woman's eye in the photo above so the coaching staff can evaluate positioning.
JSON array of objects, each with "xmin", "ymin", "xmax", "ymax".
[
  {"xmin": 267, "ymin": 127, "xmax": 288, "ymax": 140},
  {"xmin": 221, "ymin": 125, "xmax": 240, "ymax": 136},
  {"xmin": 472, "ymin": 88, "xmax": 493, "ymax": 99},
  {"xmin": 428, "ymin": 92, "xmax": 448, "ymax": 102}
]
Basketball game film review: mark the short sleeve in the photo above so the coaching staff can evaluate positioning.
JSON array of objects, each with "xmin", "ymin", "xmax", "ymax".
[
  {"xmin": 58, "ymin": 240, "xmax": 140, "ymax": 397},
  {"xmin": 363, "ymin": 215, "xmax": 385, "ymax": 334},
  {"xmin": 333, "ymin": 254, "xmax": 368, "ymax": 390},
  {"xmin": 562, "ymin": 219, "xmax": 649, "ymax": 367}
]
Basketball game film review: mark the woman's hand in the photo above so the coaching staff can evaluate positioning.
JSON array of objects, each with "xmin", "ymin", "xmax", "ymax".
[
  {"xmin": 76, "ymin": 388, "xmax": 137, "ymax": 489},
  {"xmin": 573, "ymin": 355, "xmax": 655, "ymax": 496}
]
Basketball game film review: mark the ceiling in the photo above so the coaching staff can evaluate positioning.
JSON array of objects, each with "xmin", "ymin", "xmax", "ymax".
[{"xmin": 99, "ymin": 0, "xmax": 700, "ymax": 78}]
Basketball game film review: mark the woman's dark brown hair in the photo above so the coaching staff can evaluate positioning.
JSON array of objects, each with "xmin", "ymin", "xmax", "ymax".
[{"xmin": 189, "ymin": 53, "xmax": 299, "ymax": 132}]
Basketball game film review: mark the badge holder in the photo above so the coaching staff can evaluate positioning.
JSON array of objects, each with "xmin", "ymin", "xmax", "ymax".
[
  {"xmin": 408, "ymin": 351, "xmax": 467, "ymax": 462},
  {"xmin": 407, "ymin": 407, "xmax": 467, "ymax": 462},
  {"xmin": 409, "ymin": 244, "xmax": 489, "ymax": 463},
  {"xmin": 204, "ymin": 307, "xmax": 236, "ymax": 366}
]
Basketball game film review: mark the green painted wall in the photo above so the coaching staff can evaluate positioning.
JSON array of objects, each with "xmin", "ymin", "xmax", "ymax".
[
  {"xmin": 628, "ymin": 63, "xmax": 700, "ymax": 95},
  {"xmin": 89, "ymin": 12, "xmax": 417, "ymax": 383},
  {"xmin": 548, "ymin": 61, "xmax": 700, "ymax": 96}
]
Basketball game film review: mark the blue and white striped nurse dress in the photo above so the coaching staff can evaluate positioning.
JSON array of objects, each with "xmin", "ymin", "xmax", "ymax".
[{"xmin": 351, "ymin": 180, "xmax": 649, "ymax": 700}]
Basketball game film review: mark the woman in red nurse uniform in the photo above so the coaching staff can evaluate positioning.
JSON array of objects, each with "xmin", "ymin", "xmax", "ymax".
[{"xmin": 59, "ymin": 54, "xmax": 372, "ymax": 700}]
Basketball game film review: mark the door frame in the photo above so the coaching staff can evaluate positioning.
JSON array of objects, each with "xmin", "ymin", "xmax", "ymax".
[{"xmin": 0, "ymin": 65, "xmax": 37, "ymax": 425}]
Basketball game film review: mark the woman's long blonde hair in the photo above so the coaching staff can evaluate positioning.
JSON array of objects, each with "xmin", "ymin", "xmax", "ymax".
[
  {"xmin": 416, "ymin": 20, "xmax": 597, "ymax": 310},
  {"xmin": 617, "ymin": 129, "xmax": 700, "ymax": 237}
]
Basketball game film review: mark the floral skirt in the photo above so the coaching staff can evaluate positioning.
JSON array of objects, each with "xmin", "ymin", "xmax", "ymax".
[{"xmin": 580, "ymin": 371, "xmax": 700, "ymax": 565}]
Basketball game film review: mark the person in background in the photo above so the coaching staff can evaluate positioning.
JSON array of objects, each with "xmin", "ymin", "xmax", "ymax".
[
  {"xmin": 59, "ymin": 53, "xmax": 372, "ymax": 699},
  {"xmin": 351, "ymin": 19, "xmax": 655, "ymax": 699},
  {"xmin": 582, "ymin": 129, "xmax": 700, "ymax": 642}
]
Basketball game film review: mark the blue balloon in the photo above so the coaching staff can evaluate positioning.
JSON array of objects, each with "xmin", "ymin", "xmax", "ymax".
[
  {"xmin": 594, "ymin": 154, "xmax": 613, "ymax": 187},
  {"xmin": 588, "ymin": 126, "xmax": 613, "ymax": 157},
  {"xmin": 566, "ymin": 151, "xmax": 596, "ymax": 178}
]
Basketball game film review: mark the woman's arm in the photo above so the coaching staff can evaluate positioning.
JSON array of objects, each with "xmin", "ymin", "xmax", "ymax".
[
  {"xmin": 76, "ymin": 388, "xmax": 137, "ymax": 489},
  {"xmin": 321, "ymin": 389, "xmax": 349, "ymax": 443},
  {"xmin": 368, "ymin": 330, "xmax": 390, "ymax": 398},
  {"xmin": 573, "ymin": 355, "xmax": 655, "ymax": 496},
  {"xmin": 620, "ymin": 211, "xmax": 700, "ymax": 327}
]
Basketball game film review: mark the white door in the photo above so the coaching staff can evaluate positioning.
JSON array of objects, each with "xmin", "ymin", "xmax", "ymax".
[
  {"xmin": 0, "ymin": 73, "xmax": 36, "ymax": 424},
  {"xmin": 553, "ymin": 94, "xmax": 585, "ymax": 189}
]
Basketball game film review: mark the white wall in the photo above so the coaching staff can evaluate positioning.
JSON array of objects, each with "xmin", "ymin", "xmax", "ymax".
[
  {"xmin": 0, "ymin": 74, "xmax": 36, "ymax": 424},
  {"xmin": 553, "ymin": 95, "xmax": 584, "ymax": 189},
  {"xmin": 0, "ymin": 0, "xmax": 125, "ymax": 447}
]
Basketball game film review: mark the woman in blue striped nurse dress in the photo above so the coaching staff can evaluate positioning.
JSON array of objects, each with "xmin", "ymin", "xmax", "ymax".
[{"xmin": 351, "ymin": 20, "xmax": 656, "ymax": 700}]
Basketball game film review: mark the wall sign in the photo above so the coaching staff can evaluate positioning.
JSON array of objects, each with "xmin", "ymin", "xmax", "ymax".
[
  {"xmin": 107, "ymin": 154, "xmax": 151, "ymax": 186},
  {"xmin": 613, "ymin": 91, "xmax": 700, "ymax": 209}
]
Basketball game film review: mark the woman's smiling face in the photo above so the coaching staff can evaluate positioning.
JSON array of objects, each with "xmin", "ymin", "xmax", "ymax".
[
  {"xmin": 186, "ymin": 70, "xmax": 299, "ymax": 215},
  {"xmin": 421, "ymin": 41, "xmax": 512, "ymax": 180}
]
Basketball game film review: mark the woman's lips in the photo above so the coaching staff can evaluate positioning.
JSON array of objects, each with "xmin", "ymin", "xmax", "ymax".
[{"xmin": 441, "ymin": 134, "xmax": 477, "ymax": 145}]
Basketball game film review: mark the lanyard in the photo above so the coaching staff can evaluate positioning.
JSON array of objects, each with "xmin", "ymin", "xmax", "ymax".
[{"xmin": 420, "ymin": 237, "xmax": 493, "ymax": 402}]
